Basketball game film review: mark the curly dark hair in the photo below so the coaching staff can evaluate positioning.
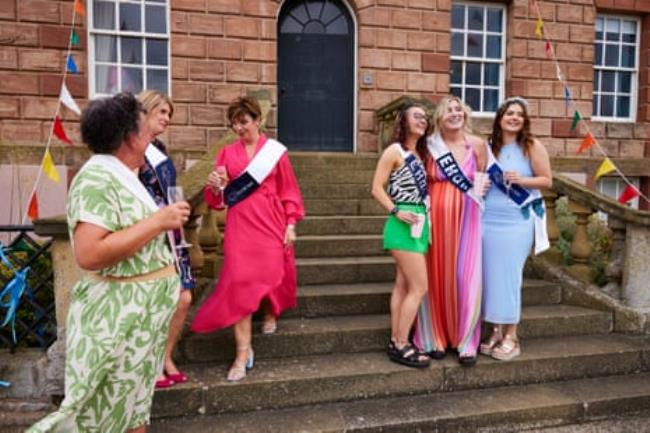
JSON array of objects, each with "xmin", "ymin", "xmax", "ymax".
[
  {"xmin": 488, "ymin": 98, "xmax": 535, "ymax": 158},
  {"xmin": 390, "ymin": 104, "xmax": 431, "ymax": 161},
  {"xmin": 81, "ymin": 92, "xmax": 142, "ymax": 154}
]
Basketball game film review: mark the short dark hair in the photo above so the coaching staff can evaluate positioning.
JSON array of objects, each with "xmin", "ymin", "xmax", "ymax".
[
  {"xmin": 81, "ymin": 92, "xmax": 142, "ymax": 154},
  {"xmin": 227, "ymin": 96, "xmax": 262, "ymax": 125}
]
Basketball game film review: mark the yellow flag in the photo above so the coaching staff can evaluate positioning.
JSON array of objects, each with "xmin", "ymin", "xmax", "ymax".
[
  {"xmin": 594, "ymin": 158, "xmax": 616, "ymax": 180},
  {"xmin": 535, "ymin": 18, "xmax": 543, "ymax": 38},
  {"xmin": 42, "ymin": 150, "xmax": 60, "ymax": 183}
]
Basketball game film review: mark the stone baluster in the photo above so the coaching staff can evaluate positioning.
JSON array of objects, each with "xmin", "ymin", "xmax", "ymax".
[
  {"xmin": 198, "ymin": 207, "xmax": 221, "ymax": 278},
  {"xmin": 184, "ymin": 202, "xmax": 204, "ymax": 272},
  {"xmin": 601, "ymin": 216, "xmax": 626, "ymax": 299},
  {"xmin": 566, "ymin": 199, "xmax": 593, "ymax": 280},
  {"xmin": 541, "ymin": 189, "xmax": 562, "ymax": 262}
]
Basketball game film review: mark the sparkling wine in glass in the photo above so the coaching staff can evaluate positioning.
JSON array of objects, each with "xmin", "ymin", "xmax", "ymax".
[{"xmin": 167, "ymin": 186, "xmax": 192, "ymax": 249}]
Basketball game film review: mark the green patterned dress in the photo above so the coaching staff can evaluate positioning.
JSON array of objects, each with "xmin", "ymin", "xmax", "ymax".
[{"xmin": 28, "ymin": 157, "xmax": 179, "ymax": 432}]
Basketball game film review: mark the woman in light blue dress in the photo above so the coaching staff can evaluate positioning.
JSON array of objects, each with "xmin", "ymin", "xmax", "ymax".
[{"xmin": 480, "ymin": 97, "xmax": 551, "ymax": 361}]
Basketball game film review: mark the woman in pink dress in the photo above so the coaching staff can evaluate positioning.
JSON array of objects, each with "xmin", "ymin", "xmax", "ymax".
[{"xmin": 191, "ymin": 96, "xmax": 304, "ymax": 381}]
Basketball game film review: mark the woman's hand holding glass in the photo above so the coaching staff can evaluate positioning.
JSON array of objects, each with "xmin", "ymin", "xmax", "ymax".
[{"xmin": 155, "ymin": 200, "xmax": 191, "ymax": 231}]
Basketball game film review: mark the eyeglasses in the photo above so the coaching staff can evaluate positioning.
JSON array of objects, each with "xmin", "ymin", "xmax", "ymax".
[{"xmin": 411, "ymin": 113, "xmax": 429, "ymax": 122}]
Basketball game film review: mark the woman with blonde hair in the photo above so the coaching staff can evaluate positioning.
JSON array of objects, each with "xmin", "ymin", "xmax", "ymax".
[{"xmin": 413, "ymin": 95, "xmax": 488, "ymax": 366}]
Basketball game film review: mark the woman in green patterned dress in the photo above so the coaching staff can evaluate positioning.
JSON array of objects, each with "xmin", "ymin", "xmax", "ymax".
[{"xmin": 28, "ymin": 93, "xmax": 191, "ymax": 433}]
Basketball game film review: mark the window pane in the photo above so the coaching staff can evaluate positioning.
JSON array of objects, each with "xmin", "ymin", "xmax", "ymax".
[
  {"xmin": 147, "ymin": 69, "xmax": 168, "ymax": 93},
  {"xmin": 605, "ymin": 19, "xmax": 620, "ymax": 41},
  {"xmin": 594, "ymin": 43, "xmax": 602, "ymax": 66},
  {"xmin": 327, "ymin": 15, "xmax": 348, "ymax": 34},
  {"xmin": 600, "ymin": 94, "xmax": 614, "ymax": 116},
  {"xmin": 486, "ymin": 8, "xmax": 502, "ymax": 32},
  {"xmin": 145, "ymin": 5, "xmax": 166, "ymax": 33},
  {"xmin": 621, "ymin": 45, "xmax": 635, "ymax": 68},
  {"xmin": 95, "ymin": 65, "xmax": 118, "ymax": 94},
  {"xmin": 604, "ymin": 44, "xmax": 619, "ymax": 67},
  {"xmin": 147, "ymin": 39, "xmax": 168, "ymax": 65},
  {"xmin": 451, "ymin": 5, "xmax": 464, "ymax": 29},
  {"xmin": 467, "ymin": 33, "xmax": 483, "ymax": 57},
  {"xmin": 290, "ymin": 4, "xmax": 309, "ymax": 23},
  {"xmin": 95, "ymin": 35, "xmax": 117, "ymax": 62},
  {"xmin": 616, "ymin": 96, "xmax": 630, "ymax": 117},
  {"xmin": 466, "ymin": 62, "xmax": 481, "ymax": 85},
  {"xmin": 592, "ymin": 95, "xmax": 598, "ymax": 116},
  {"xmin": 281, "ymin": 16, "xmax": 302, "ymax": 33},
  {"xmin": 483, "ymin": 89, "xmax": 498, "ymax": 112},
  {"xmin": 451, "ymin": 86, "xmax": 462, "ymax": 99},
  {"xmin": 306, "ymin": 0, "xmax": 322, "ymax": 19},
  {"xmin": 618, "ymin": 71, "xmax": 631, "ymax": 93},
  {"xmin": 468, "ymin": 7, "xmax": 483, "ymax": 31},
  {"xmin": 593, "ymin": 70, "xmax": 600, "ymax": 90},
  {"xmin": 622, "ymin": 20, "xmax": 636, "ymax": 43},
  {"xmin": 122, "ymin": 67, "xmax": 143, "ymax": 93},
  {"xmin": 451, "ymin": 32, "xmax": 464, "ymax": 56},
  {"xmin": 320, "ymin": 2, "xmax": 340, "ymax": 24},
  {"xmin": 121, "ymin": 37, "xmax": 142, "ymax": 64},
  {"xmin": 306, "ymin": 20, "xmax": 326, "ymax": 34},
  {"xmin": 450, "ymin": 61, "xmax": 462, "ymax": 84},
  {"xmin": 120, "ymin": 2, "xmax": 141, "ymax": 31},
  {"xmin": 465, "ymin": 88, "xmax": 480, "ymax": 111},
  {"xmin": 486, "ymin": 35, "xmax": 501, "ymax": 58},
  {"xmin": 484, "ymin": 63, "xmax": 499, "ymax": 85},
  {"xmin": 93, "ymin": 1, "xmax": 115, "ymax": 30},
  {"xmin": 602, "ymin": 71, "xmax": 615, "ymax": 92},
  {"xmin": 595, "ymin": 17, "xmax": 603, "ymax": 38}
]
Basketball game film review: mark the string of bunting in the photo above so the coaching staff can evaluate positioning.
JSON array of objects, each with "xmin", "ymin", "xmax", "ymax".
[
  {"xmin": 21, "ymin": 0, "xmax": 85, "ymax": 223},
  {"xmin": 529, "ymin": 0, "xmax": 648, "ymax": 205}
]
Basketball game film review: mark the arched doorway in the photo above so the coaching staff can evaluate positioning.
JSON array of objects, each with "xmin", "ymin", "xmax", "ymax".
[{"xmin": 277, "ymin": 0, "xmax": 355, "ymax": 152}]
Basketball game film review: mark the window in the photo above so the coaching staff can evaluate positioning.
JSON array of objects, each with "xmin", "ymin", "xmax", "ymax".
[
  {"xmin": 450, "ymin": 2, "xmax": 505, "ymax": 114},
  {"xmin": 598, "ymin": 177, "xmax": 640, "ymax": 211},
  {"xmin": 88, "ymin": 0, "xmax": 170, "ymax": 97},
  {"xmin": 593, "ymin": 15, "xmax": 639, "ymax": 121}
]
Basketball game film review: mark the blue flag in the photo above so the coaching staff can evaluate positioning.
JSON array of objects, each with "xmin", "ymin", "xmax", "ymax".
[{"xmin": 67, "ymin": 54, "xmax": 78, "ymax": 74}]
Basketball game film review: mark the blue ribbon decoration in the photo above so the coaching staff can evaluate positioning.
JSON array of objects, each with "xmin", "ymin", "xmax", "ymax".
[
  {"xmin": 521, "ymin": 197, "xmax": 545, "ymax": 220},
  {"xmin": 0, "ymin": 267, "xmax": 31, "ymax": 344},
  {"xmin": 0, "ymin": 380, "xmax": 10, "ymax": 388}
]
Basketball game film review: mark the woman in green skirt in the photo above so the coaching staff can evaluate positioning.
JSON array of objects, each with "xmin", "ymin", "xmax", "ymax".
[{"xmin": 371, "ymin": 104, "xmax": 432, "ymax": 368}]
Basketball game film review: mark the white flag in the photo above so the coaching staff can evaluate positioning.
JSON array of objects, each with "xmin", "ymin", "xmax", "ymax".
[{"xmin": 60, "ymin": 83, "xmax": 81, "ymax": 115}]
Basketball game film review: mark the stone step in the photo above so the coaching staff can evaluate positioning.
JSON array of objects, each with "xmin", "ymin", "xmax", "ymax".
[
  {"xmin": 300, "ymin": 183, "xmax": 371, "ymax": 200},
  {"xmin": 299, "ymin": 215, "xmax": 386, "ymax": 236},
  {"xmin": 178, "ymin": 304, "xmax": 611, "ymax": 364},
  {"xmin": 297, "ymin": 256, "xmax": 395, "ymax": 285},
  {"xmin": 152, "ymin": 334, "xmax": 650, "ymax": 422},
  {"xmin": 305, "ymin": 198, "xmax": 384, "ymax": 216},
  {"xmin": 290, "ymin": 152, "xmax": 379, "ymax": 169},
  {"xmin": 296, "ymin": 234, "xmax": 385, "ymax": 258},
  {"xmin": 295, "ymin": 169, "xmax": 374, "ymax": 184}
]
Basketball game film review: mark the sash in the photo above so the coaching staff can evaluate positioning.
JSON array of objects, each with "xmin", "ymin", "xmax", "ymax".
[
  {"xmin": 426, "ymin": 134, "xmax": 483, "ymax": 207},
  {"xmin": 224, "ymin": 138, "xmax": 287, "ymax": 207},
  {"xmin": 145, "ymin": 142, "xmax": 177, "ymax": 193},
  {"xmin": 393, "ymin": 143, "xmax": 428, "ymax": 204},
  {"xmin": 485, "ymin": 143, "xmax": 550, "ymax": 255}
]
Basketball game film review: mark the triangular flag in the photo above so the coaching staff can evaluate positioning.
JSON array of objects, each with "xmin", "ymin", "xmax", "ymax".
[
  {"xmin": 577, "ymin": 132, "xmax": 595, "ymax": 154},
  {"xmin": 53, "ymin": 116, "xmax": 72, "ymax": 145},
  {"xmin": 74, "ymin": 0, "xmax": 85, "ymax": 16},
  {"xmin": 60, "ymin": 83, "xmax": 81, "ymax": 115},
  {"xmin": 555, "ymin": 64, "xmax": 564, "ymax": 82},
  {"xmin": 544, "ymin": 41, "xmax": 553, "ymax": 59},
  {"xmin": 570, "ymin": 111, "xmax": 582, "ymax": 131},
  {"xmin": 71, "ymin": 30, "xmax": 79, "ymax": 46},
  {"xmin": 27, "ymin": 192, "xmax": 39, "ymax": 221},
  {"xmin": 564, "ymin": 86, "xmax": 572, "ymax": 107},
  {"xmin": 594, "ymin": 158, "xmax": 616, "ymax": 180},
  {"xmin": 535, "ymin": 18, "xmax": 543, "ymax": 38},
  {"xmin": 66, "ymin": 55, "xmax": 78, "ymax": 74},
  {"xmin": 42, "ymin": 150, "xmax": 60, "ymax": 184},
  {"xmin": 618, "ymin": 184, "xmax": 640, "ymax": 204}
]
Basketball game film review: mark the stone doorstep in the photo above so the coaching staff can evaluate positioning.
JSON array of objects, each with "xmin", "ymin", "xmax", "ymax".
[
  {"xmin": 295, "ymin": 235, "xmax": 386, "ymax": 258},
  {"xmin": 0, "ymin": 349, "xmax": 48, "ymax": 400},
  {"xmin": 177, "ymin": 305, "xmax": 612, "ymax": 364},
  {"xmin": 298, "ymin": 215, "xmax": 386, "ymax": 236},
  {"xmin": 304, "ymin": 199, "xmax": 385, "ymax": 216},
  {"xmin": 296, "ymin": 256, "xmax": 396, "ymax": 285},
  {"xmin": 149, "ymin": 370, "xmax": 650, "ymax": 432}
]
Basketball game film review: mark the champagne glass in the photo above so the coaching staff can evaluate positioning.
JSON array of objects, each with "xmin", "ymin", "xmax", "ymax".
[
  {"xmin": 167, "ymin": 186, "xmax": 192, "ymax": 249},
  {"xmin": 215, "ymin": 166, "xmax": 227, "ymax": 203}
]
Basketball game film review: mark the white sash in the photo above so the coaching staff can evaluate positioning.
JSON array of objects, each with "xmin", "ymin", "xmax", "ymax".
[
  {"xmin": 145, "ymin": 142, "xmax": 168, "ymax": 169},
  {"xmin": 246, "ymin": 138, "xmax": 286, "ymax": 183}
]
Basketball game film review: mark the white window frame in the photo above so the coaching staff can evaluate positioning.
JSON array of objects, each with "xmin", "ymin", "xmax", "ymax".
[
  {"xmin": 450, "ymin": 1, "xmax": 506, "ymax": 116},
  {"xmin": 597, "ymin": 176, "xmax": 640, "ymax": 214},
  {"xmin": 87, "ymin": 0, "xmax": 171, "ymax": 98},
  {"xmin": 592, "ymin": 14, "xmax": 640, "ymax": 122}
]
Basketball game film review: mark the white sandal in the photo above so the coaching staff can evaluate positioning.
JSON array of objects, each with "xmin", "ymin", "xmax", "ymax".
[
  {"xmin": 479, "ymin": 327, "xmax": 502, "ymax": 356},
  {"xmin": 491, "ymin": 334, "xmax": 520, "ymax": 361},
  {"xmin": 227, "ymin": 346, "xmax": 255, "ymax": 382}
]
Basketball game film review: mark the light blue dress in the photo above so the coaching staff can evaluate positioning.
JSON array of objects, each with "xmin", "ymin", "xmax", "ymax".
[{"xmin": 482, "ymin": 142, "xmax": 535, "ymax": 324}]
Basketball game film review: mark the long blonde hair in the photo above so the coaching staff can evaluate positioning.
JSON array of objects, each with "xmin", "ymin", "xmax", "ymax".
[
  {"xmin": 432, "ymin": 95, "xmax": 473, "ymax": 135},
  {"xmin": 137, "ymin": 89, "xmax": 174, "ymax": 118}
]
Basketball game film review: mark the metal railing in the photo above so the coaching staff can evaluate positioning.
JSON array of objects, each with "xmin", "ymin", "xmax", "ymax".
[{"xmin": 0, "ymin": 225, "xmax": 56, "ymax": 352}]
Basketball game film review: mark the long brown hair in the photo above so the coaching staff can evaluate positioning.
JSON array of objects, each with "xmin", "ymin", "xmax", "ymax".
[
  {"xmin": 489, "ymin": 97, "xmax": 534, "ymax": 158},
  {"xmin": 390, "ymin": 104, "xmax": 431, "ymax": 161}
]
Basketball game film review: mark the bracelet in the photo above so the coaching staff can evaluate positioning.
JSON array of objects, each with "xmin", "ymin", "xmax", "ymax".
[{"xmin": 389, "ymin": 206, "xmax": 399, "ymax": 215}]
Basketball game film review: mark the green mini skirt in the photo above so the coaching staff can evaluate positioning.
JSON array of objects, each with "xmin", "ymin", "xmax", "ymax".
[{"xmin": 383, "ymin": 203, "xmax": 429, "ymax": 254}]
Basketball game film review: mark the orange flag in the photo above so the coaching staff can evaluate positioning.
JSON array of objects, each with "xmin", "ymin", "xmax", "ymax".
[
  {"xmin": 27, "ymin": 192, "xmax": 39, "ymax": 221},
  {"xmin": 74, "ymin": 0, "xmax": 85, "ymax": 16},
  {"xmin": 577, "ymin": 132, "xmax": 595, "ymax": 154}
]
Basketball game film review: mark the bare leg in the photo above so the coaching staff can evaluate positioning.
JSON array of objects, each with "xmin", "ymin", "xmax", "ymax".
[
  {"xmin": 391, "ymin": 250, "xmax": 428, "ymax": 347},
  {"xmin": 162, "ymin": 290, "xmax": 192, "ymax": 375},
  {"xmin": 261, "ymin": 298, "xmax": 277, "ymax": 333},
  {"xmin": 227, "ymin": 314, "xmax": 253, "ymax": 381},
  {"xmin": 389, "ymin": 267, "xmax": 408, "ymax": 343}
]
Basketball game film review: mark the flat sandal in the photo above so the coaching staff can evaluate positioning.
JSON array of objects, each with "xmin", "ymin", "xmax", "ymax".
[{"xmin": 491, "ymin": 335, "xmax": 520, "ymax": 361}]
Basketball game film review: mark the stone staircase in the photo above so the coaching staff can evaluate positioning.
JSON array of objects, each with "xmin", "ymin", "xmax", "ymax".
[{"xmin": 150, "ymin": 153, "xmax": 650, "ymax": 433}]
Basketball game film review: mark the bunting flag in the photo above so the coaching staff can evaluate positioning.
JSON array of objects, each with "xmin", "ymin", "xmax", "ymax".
[
  {"xmin": 535, "ymin": 18, "xmax": 544, "ymax": 38},
  {"xmin": 59, "ymin": 83, "xmax": 81, "ymax": 115},
  {"xmin": 618, "ymin": 184, "xmax": 640, "ymax": 204},
  {"xmin": 71, "ymin": 30, "xmax": 79, "ymax": 46},
  {"xmin": 53, "ymin": 116, "xmax": 72, "ymax": 145},
  {"xmin": 594, "ymin": 158, "xmax": 616, "ymax": 180},
  {"xmin": 570, "ymin": 111, "xmax": 582, "ymax": 131},
  {"xmin": 563, "ymin": 86, "xmax": 572, "ymax": 107},
  {"xmin": 544, "ymin": 41, "xmax": 553, "ymax": 59},
  {"xmin": 577, "ymin": 132, "xmax": 595, "ymax": 154},
  {"xmin": 42, "ymin": 150, "xmax": 60, "ymax": 184},
  {"xmin": 66, "ymin": 55, "xmax": 78, "ymax": 74},
  {"xmin": 27, "ymin": 192, "xmax": 39, "ymax": 221},
  {"xmin": 74, "ymin": 0, "xmax": 85, "ymax": 16},
  {"xmin": 555, "ymin": 64, "xmax": 564, "ymax": 82}
]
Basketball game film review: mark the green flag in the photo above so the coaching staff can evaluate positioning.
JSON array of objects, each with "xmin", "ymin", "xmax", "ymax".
[
  {"xmin": 570, "ymin": 110, "xmax": 582, "ymax": 131},
  {"xmin": 71, "ymin": 30, "xmax": 79, "ymax": 45}
]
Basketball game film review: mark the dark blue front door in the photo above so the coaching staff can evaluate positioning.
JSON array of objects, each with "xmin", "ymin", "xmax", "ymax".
[{"xmin": 278, "ymin": 0, "xmax": 354, "ymax": 152}]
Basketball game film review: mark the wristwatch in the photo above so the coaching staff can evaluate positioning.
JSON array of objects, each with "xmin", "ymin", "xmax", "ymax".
[{"xmin": 389, "ymin": 206, "xmax": 399, "ymax": 215}]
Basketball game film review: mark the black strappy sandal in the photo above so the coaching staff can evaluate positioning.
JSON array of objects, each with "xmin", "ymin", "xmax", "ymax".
[{"xmin": 388, "ymin": 343, "xmax": 431, "ymax": 368}]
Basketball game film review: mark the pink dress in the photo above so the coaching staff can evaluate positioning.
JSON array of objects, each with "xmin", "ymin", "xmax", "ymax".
[{"xmin": 190, "ymin": 135, "xmax": 305, "ymax": 333}]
